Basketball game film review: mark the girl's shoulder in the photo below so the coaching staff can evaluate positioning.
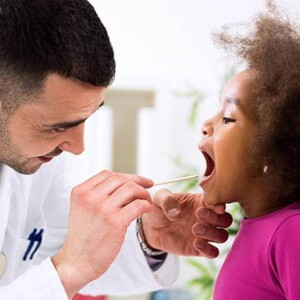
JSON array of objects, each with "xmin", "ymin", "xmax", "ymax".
[
  {"xmin": 270, "ymin": 201, "xmax": 300, "ymax": 244},
  {"xmin": 267, "ymin": 202, "xmax": 300, "ymax": 297}
]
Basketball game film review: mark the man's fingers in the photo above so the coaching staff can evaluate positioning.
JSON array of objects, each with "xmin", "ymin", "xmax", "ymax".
[
  {"xmin": 78, "ymin": 170, "xmax": 153, "ymax": 190},
  {"xmin": 192, "ymin": 224, "xmax": 229, "ymax": 243},
  {"xmin": 90, "ymin": 174, "xmax": 130, "ymax": 198},
  {"xmin": 152, "ymin": 189, "xmax": 181, "ymax": 220},
  {"xmin": 212, "ymin": 203, "xmax": 226, "ymax": 214},
  {"xmin": 204, "ymin": 202, "xmax": 226, "ymax": 214},
  {"xmin": 79, "ymin": 169, "xmax": 113, "ymax": 189},
  {"xmin": 108, "ymin": 182, "xmax": 152, "ymax": 208},
  {"xmin": 193, "ymin": 239, "xmax": 219, "ymax": 258},
  {"xmin": 119, "ymin": 200, "xmax": 152, "ymax": 225},
  {"xmin": 196, "ymin": 207, "xmax": 233, "ymax": 228}
]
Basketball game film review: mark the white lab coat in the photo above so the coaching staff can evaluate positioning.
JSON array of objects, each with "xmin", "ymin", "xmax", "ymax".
[{"xmin": 0, "ymin": 154, "xmax": 179, "ymax": 300}]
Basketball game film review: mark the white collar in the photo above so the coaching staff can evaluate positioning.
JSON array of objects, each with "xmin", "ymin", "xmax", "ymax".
[{"xmin": 0, "ymin": 165, "xmax": 21, "ymax": 250}]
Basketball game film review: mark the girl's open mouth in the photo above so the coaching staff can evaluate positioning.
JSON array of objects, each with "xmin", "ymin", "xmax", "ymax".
[{"xmin": 200, "ymin": 151, "xmax": 215, "ymax": 186}]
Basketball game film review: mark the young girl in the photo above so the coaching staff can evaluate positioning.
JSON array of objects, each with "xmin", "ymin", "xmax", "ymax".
[{"xmin": 198, "ymin": 2, "xmax": 300, "ymax": 299}]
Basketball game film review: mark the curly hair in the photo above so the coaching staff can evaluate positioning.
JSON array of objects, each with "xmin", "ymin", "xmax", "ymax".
[{"xmin": 214, "ymin": 0, "xmax": 300, "ymax": 204}]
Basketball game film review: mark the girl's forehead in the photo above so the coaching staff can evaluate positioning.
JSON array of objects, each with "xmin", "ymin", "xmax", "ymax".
[{"xmin": 220, "ymin": 70, "xmax": 256, "ymax": 112}]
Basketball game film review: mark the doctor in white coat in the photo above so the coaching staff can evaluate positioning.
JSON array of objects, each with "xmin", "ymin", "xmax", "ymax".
[{"xmin": 0, "ymin": 1, "xmax": 233, "ymax": 299}]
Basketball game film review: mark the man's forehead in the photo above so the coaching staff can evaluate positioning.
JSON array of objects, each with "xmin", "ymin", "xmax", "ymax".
[
  {"xmin": 35, "ymin": 77, "xmax": 105, "ymax": 115},
  {"xmin": 6, "ymin": 73, "xmax": 106, "ymax": 126},
  {"xmin": 42, "ymin": 101, "xmax": 105, "ymax": 129}
]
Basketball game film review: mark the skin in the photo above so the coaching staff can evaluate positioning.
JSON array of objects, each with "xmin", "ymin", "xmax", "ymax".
[
  {"xmin": 142, "ymin": 190, "xmax": 232, "ymax": 258},
  {"xmin": 1, "ymin": 74, "xmax": 106, "ymax": 174},
  {"xmin": 0, "ymin": 73, "xmax": 232, "ymax": 298},
  {"xmin": 199, "ymin": 69, "xmax": 279, "ymax": 218}
]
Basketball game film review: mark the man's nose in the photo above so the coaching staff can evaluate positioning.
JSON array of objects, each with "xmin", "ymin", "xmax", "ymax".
[{"xmin": 58, "ymin": 124, "xmax": 85, "ymax": 155}]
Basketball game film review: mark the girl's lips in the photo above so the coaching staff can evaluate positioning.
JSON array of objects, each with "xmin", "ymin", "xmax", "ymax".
[{"xmin": 200, "ymin": 151, "xmax": 215, "ymax": 187}]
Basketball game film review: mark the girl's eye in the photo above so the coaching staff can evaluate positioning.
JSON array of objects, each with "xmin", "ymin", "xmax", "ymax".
[{"xmin": 222, "ymin": 117, "xmax": 236, "ymax": 124}]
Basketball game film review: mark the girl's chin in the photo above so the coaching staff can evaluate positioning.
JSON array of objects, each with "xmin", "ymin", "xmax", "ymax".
[
  {"xmin": 202, "ymin": 193, "xmax": 219, "ymax": 206},
  {"xmin": 202, "ymin": 193, "xmax": 230, "ymax": 207}
]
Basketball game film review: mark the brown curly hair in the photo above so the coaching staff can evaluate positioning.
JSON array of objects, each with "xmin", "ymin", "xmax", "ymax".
[{"xmin": 214, "ymin": 0, "xmax": 300, "ymax": 204}]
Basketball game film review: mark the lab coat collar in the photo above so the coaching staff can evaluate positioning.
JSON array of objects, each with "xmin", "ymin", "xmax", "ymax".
[{"xmin": 0, "ymin": 164, "xmax": 21, "ymax": 250}]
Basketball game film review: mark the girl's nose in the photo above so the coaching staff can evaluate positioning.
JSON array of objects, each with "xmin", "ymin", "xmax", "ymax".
[{"xmin": 201, "ymin": 119, "xmax": 214, "ymax": 137}]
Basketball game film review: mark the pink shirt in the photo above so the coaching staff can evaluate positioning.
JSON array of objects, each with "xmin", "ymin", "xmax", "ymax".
[{"xmin": 214, "ymin": 202, "xmax": 300, "ymax": 300}]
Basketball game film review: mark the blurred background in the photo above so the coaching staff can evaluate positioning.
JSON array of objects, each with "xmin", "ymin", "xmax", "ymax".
[{"xmin": 68, "ymin": 1, "xmax": 299, "ymax": 299}]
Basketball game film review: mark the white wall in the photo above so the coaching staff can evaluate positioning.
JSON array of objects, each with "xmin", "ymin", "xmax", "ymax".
[
  {"xmin": 84, "ymin": 0, "xmax": 267, "ymax": 183},
  {"xmin": 90, "ymin": 0, "xmax": 264, "ymax": 88},
  {"xmin": 74, "ymin": 0, "xmax": 299, "ymax": 182}
]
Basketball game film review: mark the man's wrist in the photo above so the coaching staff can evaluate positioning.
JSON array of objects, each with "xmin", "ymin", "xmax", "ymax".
[
  {"xmin": 52, "ymin": 252, "xmax": 94, "ymax": 299},
  {"xmin": 136, "ymin": 217, "xmax": 166, "ymax": 257},
  {"xmin": 52, "ymin": 256, "xmax": 79, "ymax": 299}
]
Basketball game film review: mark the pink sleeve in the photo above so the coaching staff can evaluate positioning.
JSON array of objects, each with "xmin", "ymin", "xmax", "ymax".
[{"xmin": 269, "ymin": 214, "xmax": 300, "ymax": 300}]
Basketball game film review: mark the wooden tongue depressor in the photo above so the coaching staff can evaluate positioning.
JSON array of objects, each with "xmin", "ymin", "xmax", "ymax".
[{"xmin": 153, "ymin": 175, "xmax": 198, "ymax": 186}]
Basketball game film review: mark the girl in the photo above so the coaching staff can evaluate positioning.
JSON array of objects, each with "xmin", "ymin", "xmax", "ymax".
[{"xmin": 198, "ymin": 2, "xmax": 300, "ymax": 299}]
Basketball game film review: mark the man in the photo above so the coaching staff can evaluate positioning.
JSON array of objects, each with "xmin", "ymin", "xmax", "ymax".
[{"xmin": 0, "ymin": 1, "xmax": 232, "ymax": 299}]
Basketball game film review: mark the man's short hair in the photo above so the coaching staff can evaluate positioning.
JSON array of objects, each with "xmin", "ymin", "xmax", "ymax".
[{"xmin": 0, "ymin": 0, "xmax": 115, "ymax": 110}]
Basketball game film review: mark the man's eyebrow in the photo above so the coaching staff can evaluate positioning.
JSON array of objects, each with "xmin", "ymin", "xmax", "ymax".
[
  {"xmin": 225, "ymin": 97, "xmax": 246, "ymax": 112},
  {"xmin": 47, "ymin": 102, "xmax": 105, "ymax": 129},
  {"xmin": 48, "ymin": 119, "xmax": 86, "ymax": 129}
]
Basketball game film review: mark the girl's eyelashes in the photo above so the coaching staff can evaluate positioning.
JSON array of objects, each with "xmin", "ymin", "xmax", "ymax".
[{"xmin": 222, "ymin": 117, "xmax": 236, "ymax": 124}]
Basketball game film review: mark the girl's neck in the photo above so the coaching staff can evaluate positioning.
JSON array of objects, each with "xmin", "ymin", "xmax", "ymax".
[{"xmin": 240, "ymin": 197, "xmax": 293, "ymax": 218}]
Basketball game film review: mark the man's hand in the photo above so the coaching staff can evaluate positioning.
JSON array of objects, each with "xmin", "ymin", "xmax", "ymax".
[
  {"xmin": 52, "ymin": 170, "xmax": 153, "ymax": 298},
  {"xmin": 141, "ymin": 189, "xmax": 232, "ymax": 258}
]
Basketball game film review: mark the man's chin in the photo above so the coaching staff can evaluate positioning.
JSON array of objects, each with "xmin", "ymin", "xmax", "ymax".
[
  {"xmin": 3, "ymin": 160, "xmax": 42, "ymax": 175},
  {"xmin": 19, "ymin": 164, "xmax": 42, "ymax": 175}
]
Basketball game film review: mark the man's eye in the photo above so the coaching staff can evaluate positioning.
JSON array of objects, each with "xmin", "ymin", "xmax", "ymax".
[
  {"xmin": 222, "ymin": 117, "xmax": 236, "ymax": 124},
  {"xmin": 53, "ymin": 127, "xmax": 67, "ymax": 132}
]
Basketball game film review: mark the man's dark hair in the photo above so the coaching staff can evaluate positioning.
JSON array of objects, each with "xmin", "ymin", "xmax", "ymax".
[
  {"xmin": 0, "ymin": 0, "xmax": 115, "ymax": 110},
  {"xmin": 214, "ymin": 0, "xmax": 300, "ymax": 204}
]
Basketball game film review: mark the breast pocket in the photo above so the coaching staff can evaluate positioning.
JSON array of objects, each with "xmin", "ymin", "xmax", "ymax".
[{"xmin": 0, "ymin": 230, "xmax": 44, "ymax": 285}]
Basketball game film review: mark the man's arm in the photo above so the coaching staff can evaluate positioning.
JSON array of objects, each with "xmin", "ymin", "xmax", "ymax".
[
  {"xmin": 51, "ymin": 170, "xmax": 153, "ymax": 298},
  {"xmin": 0, "ymin": 258, "xmax": 68, "ymax": 300}
]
